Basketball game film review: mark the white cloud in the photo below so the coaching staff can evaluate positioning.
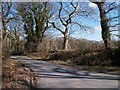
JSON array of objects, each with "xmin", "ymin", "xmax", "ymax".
[
  {"xmin": 94, "ymin": 26, "xmax": 101, "ymax": 31},
  {"xmin": 52, "ymin": 15, "xmax": 55, "ymax": 18},
  {"xmin": 88, "ymin": 2, "xmax": 97, "ymax": 8}
]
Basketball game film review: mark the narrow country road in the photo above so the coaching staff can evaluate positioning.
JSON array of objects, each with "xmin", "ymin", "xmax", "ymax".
[{"xmin": 11, "ymin": 56, "xmax": 119, "ymax": 88}]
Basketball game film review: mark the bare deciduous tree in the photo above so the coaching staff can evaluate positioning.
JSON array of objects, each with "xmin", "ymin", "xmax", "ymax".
[
  {"xmin": 91, "ymin": 1, "xmax": 120, "ymax": 49},
  {"xmin": 16, "ymin": 2, "xmax": 54, "ymax": 52},
  {"xmin": 1, "ymin": 2, "xmax": 18, "ymax": 58},
  {"xmin": 49, "ymin": 2, "xmax": 93, "ymax": 50},
  {"xmin": 2, "ymin": 2, "xmax": 17, "ymax": 44}
]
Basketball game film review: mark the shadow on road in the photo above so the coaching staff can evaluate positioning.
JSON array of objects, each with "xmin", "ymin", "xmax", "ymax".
[{"xmin": 13, "ymin": 56, "xmax": 119, "ymax": 81}]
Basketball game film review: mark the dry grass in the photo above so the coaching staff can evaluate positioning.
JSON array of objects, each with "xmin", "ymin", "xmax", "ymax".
[
  {"xmin": 2, "ymin": 59, "xmax": 38, "ymax": 89},
  {"xmin": 26, "ymin": 50, "xmax": 50, "ymax": 59}
]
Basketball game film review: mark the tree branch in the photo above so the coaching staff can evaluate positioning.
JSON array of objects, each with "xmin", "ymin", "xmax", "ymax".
[
  {"xmin": 110, "ymin": 33, "xmax": 120, "ymax": 37},
  {"xmin": 71, "ymin": 21, "xmax": 90, "ymax": 31},
  {"xmin": 110, "ymin": 30, "xmax": 118, "ymax": 32},
  {"xmin": 108, "ymin": 15, "xmax": 120, "ymax": 21},
  {"xmin": 43, "ymin": 20, "xmax": 52, "ymax": 33},
  {"xmin": 59, "ymin": 2, "xmax": 67, "ymax": 27},
  {"xmin": 106, "ymin": 4, "xmax": 119, "ymax": 14},
  {"xmin": 109, "ymin": 23, "xmax": 120, "ymax": 28},
  {"xmin": 49, "ymin": 21, "xmax": 64, "ymax": 34},
  {"xmin": 66, "ymin": 2, "xmax": 78, "ymax": 24},
  {"xmin": 4, "ymin": 3, "xmax": 12, "ymax": 18}
]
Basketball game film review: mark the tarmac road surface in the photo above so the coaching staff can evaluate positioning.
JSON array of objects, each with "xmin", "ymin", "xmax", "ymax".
[{"xmin": 11, "ymin": 56, "xmax": 119, "ymax": 88}]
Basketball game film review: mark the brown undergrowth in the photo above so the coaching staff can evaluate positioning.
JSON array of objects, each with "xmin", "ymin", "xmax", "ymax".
[
  {"xmin": 27, "ymin": 47, "xmax": 119, "ymax": 75},
  {"xmin": 2, "ymin": 59, "xmax": 38, "ymax": 89}
]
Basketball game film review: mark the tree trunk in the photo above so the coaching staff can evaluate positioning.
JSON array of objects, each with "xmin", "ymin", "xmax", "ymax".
[
  {"xmin": 97, "ymin": 2, "xmax": 111, "ymax": 49},
  {"xmin": 2, "ymin": 19, "xmax": 8, "ymax": 45},
  {"xmin": 63, "ymin": 28, "xmax": 69, "ymax": 50}
]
